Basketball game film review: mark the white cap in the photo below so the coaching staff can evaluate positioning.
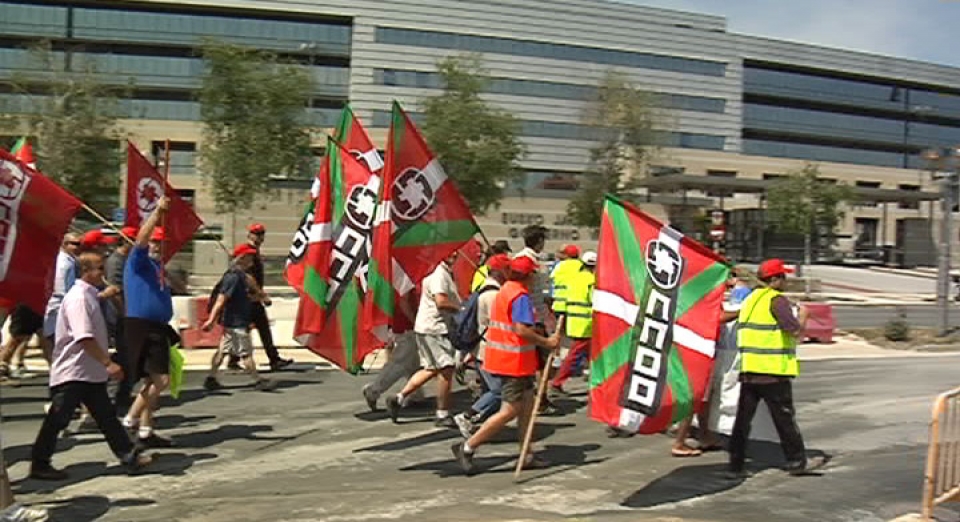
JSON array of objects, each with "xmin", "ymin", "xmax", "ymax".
[{"xmin": 582, "ymin": 251, "xmax": 598, "ymax": 266}]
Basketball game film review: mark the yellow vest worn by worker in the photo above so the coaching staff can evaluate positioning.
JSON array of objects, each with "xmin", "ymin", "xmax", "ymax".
[
  {"xmin": 564, "ymin": 269, "xmax": 595, "ymax": 339},
  {"xmin": 737, "ymin": 287, "xmax": 799, "ymax": 377},
  {"xmin": 471, "ymin": 265, "xmax": 490, "ymax": 293},
  {"xmin": 551, "ymin": 258, "xmax": 584, "ymax": 314}
]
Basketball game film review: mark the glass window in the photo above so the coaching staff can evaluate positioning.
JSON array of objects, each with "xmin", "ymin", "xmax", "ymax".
[
  {"xmin": 898, "ymin": 184, "xmax": 920, "ymax": 209},
  {"xmin": 744, "ymin": 104, "xmax": 906, "ymax": 144},
  {"xmin": 855, "ymin": 180, "xmax": 881, "ymax": 207},
  {"xmin": 910, "ymin": 90, "xmax": 960, "ymax": 120},
  {"xmin": 743, "ymin": 138, "xmax": 905, "ymax": 167},
  {"xmin": 375, "ymin": 27, "xmax": 726, "ymax": 77},
  {"xmin": 0, "ymin": 3, "xmax": 67, "ymax": 37},
  {"xmin": 744, "ymin": 67, "xmax": 904, "ymax": 111}
]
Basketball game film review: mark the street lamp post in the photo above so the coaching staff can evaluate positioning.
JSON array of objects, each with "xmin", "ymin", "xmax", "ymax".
[{"xmin": 923, "ymin": 147, "xmax": 960, "ymax": 337}]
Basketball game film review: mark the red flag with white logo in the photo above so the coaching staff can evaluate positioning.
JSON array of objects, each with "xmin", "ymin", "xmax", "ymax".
[
  {"xmin": 125, "ymin": 142, "xmax": 203, "ymax": 263},
  {"xmin": 0, "ymin": 149, "xmax": 82, "ymax": 313}
]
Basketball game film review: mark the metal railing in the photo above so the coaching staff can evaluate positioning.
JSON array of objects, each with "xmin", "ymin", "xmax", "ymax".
[{"xmin": 922, "ymin": 385, "xmax": 960, "ymax": 519}]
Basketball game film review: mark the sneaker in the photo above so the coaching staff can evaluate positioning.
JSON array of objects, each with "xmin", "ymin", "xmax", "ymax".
[
  {"xmin": 0, "ymin": 503, "xmax": 49, "ymax": 522},
  {"xmin": 10, "ymin": 366, "xmax": 34, "ymax": 379},
  {"xmin": 28, "ymin": 463, "xmax": 68, "ymax": 481},
  {"xmin": 270, "ymin": 358, "xmax": 294, "ymax": 372},
  {"xmin": 787, "ymin": 455, "xmax": 828, "ymax": 476},
  {"xmin": 724, "ymin": 468, "xmax": 752, "ymax": 481},
  {"xmin": 435, "ymin": 416, "xmax": 456, "ymax": 429},
  {"xmin": 453, "ymin": 413, "xmax": 474, "ymax": 439},
  {"xmin": 138, "ymin": 432, "xmax": 174, "ymax": 449},
  {"xmin": 450, "ymin": 442, "xmax": 475, "ymax": 475},
  {"xmin": 203, "ymin": 376, "xmax": 223, "ymax": 391},
  {"xmin": 254, "ymin": 379, "xmax": 278, "ymax": 392},
  {"xmin": 386, "ymin": 396, "xmax": 401, "ymax": 423},
  {"xmin": 549, "ymin": 384, "xmax": 567, "ymax": 397},
  {"xmin": 361, "ymin": 383, "xmax": 379, "ymax": 412},
  {"xmin": 122, "ymin": 449, "xmax": 154, "ymax": 474}
]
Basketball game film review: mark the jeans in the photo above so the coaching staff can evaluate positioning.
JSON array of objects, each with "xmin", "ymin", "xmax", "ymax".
[
  {"xmin": 470, "ymin": 364, "xmax": 502, "ymax": 421},
  {"xmin": 552, "ymin": 338, "xmax": 591, "ymax": 387},
  {"xmin": 366, "ymin": 332, "xmax": 419, "ymax": 400},
  {"xmin": 32, "ymin": 381, "xmax": 135, "ymax": 467},
  {"xmin": 729, "ymin": 379, "xmax": 806, "ymax": 472},
  {"xmin": 251, "ymin": 303, "xmax": 281, "ymax": 365}
]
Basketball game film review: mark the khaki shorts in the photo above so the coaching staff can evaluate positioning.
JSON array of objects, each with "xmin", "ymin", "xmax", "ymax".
[
  {"xmin": 415, "ymin": 333, "xmax": 455, "ymax": 370},
  {"xmin": 220, "ymin": 327, "xmax": 254, "ymax": 358},
  {"xmin": 501, "ymin": 375, "xmax": 535, "ymax": 403}
]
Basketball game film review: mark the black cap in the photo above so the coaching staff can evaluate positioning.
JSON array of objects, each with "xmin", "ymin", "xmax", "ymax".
[{"xmin": 491, "ymin": 240, "xmax": 512, "ymax": 254}]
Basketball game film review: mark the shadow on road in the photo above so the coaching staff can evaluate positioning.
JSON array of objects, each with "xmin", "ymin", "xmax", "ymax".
[
  {"xmin": 41, "ymin": 495, "xmax": 155, "ymax": 522},
  {"xmin": 171, "ymin": 424, "xmax": 290, "ymax": 449},
  {"xmin": 355, "ymin": 429, "xmax": 461, "ymax": 452},
  {"xmin": 622, "ymin": 463, "xmax": 740, "ymax": 508},
  {"xmin": 399, "ymin": 442, "xmax": 605, "ymax": 478},
  {"xmin": 15, "ymin": 452, "xmax": 217, "ymax": 494}
]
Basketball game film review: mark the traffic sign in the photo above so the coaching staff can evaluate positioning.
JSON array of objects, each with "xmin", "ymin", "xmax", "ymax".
[{"xmin": 112, "ymin": 208, "xmax": 126, "ymax": 223}]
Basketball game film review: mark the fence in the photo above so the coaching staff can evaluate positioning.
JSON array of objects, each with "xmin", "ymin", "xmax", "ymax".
[{"xmin": 922, "ymin": 386, "xmax": 960, "ymax": 519}]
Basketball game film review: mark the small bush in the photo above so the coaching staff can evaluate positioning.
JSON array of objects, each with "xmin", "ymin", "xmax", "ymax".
[{"xmin": 884, "ymin": 314, "xmax": 910, "ymax": 342}]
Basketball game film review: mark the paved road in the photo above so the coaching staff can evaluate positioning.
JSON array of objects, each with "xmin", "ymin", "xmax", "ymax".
[
  {"xmin": 833, "ymin": 304, "xmax": 960, "ymax": 329},
  {"xmin": 2, "ymin": 354, "xmax": 958, "ymax": 522}
]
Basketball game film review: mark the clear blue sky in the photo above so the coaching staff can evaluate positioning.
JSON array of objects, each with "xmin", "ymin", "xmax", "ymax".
[{"xmin": 630, "ymin": 0, "xmax": 960, "ymax": 67}]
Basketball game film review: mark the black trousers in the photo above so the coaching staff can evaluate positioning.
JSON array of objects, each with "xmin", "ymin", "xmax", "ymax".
[
  {"xmin": 32, "ymin": 381, "xmax": 135, "ymax": 467},
  {"xmin": 251, "ymin": 302, "xmax": 280, "ymax": 365},
  {"xmin": 112, "ymin": 319, "xmax": 134, "ymax": 410},
  {"xmin": 729, "ymin": 379, "xmax": 806, "ymax": 472}
]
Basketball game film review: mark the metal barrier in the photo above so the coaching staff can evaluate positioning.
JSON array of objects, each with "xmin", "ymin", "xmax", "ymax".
[{"xmin": 922, "ymin": 386, "xmax": 960, "ymax": 519}]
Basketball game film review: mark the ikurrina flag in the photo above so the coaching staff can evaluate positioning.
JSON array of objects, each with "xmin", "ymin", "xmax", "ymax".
[
  {"xmin": 590, "ymin": 196, "xmax": 729, "ymax": 435},
  {"xmin": 294, "ymin": 137, "xmax": 382, "ymax": 373},
  {"xmin": 285, "ymin": 104, "xmax": 383, "ymax": 294},
  {"xmin": 125, "ymin": 142, "xmax": 203, "ymax": 263},
  {"xmin": 363, "ymin": 101, "xmax": 478, "ymax": 341},
  {"xmin": 10, "ymin": 137, "xmax": 35, "ymax": 169}
]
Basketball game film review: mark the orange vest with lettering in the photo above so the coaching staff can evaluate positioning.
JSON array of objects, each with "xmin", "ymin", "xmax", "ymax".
[{"xmin": 483, "ymin": 281, "xmax": 538, "ymax": 377}]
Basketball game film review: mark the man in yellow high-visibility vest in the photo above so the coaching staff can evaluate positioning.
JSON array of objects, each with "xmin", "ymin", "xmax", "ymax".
[
  {"xmin": 550, "ymin": 251, "xmax": 595, "ymax": 394},
  {"xmin": 549, "ymin": 245, "xmax": 583, "ymax": 320},
  {"xmin": 729, "ymin": 258, "xmax": 824, "ymax": 478},
  {"xmin": 471, "ymin": 240, "xmax": 512, "ymax": 293}
]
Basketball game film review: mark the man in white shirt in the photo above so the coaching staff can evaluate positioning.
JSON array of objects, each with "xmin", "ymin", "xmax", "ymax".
[
  {"xmin": 387, "ymin": 253, "xmax": 461, "ymax": 428},
  {"xmin": 42, "ymin": 233, "xmax": 80, "ymax": 357}
]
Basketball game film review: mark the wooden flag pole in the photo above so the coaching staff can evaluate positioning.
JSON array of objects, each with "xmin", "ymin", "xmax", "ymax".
[
  {"xmin": 160, "ymin": 140, "xmax": 171, "ymax": 267},
  {"xmin": 81, "ymin": 203, "xmax": 135, "ymax": 246},
  {"xmin": 514, "ymin": 317, "xmax": 564, "ymax": 480}
]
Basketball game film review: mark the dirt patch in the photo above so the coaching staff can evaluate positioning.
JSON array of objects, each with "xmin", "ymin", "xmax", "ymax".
[{"xmin": 845, "ymin": 327, "xmax": 960, "ymax": 351}]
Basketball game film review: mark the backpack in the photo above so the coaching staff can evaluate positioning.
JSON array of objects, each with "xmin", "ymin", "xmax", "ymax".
[{"xmin": 450, "ymin": 284, "xmax": 499, "ymax": 354}]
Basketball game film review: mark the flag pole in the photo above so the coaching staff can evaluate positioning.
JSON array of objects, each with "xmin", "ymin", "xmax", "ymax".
[
  {"xmin": 515, "ymin": 350, "xmax": 556, "ymax": 480},
  {"xmin": 161, "ymin": 139, "xmax": 171, "ymax": 267},
  {"xmin": 80, "ymin": 203, "xmax": 135, "ymax": 246}
]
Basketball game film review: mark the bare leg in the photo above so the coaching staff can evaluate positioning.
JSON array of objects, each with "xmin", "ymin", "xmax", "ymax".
[
  {"xmin": 435, "ymin": 367, "xmax": 454, "ymax": 411},
  {"xmin": 399, "ymin": 368, "xmax": 439, "ymax": 398},
  {"xmin": 672, "ymin": 415, "xmax": 702, "ymax": 456},
  {"xmin": 466, "ymin": 400, "xmax": 521, "ymax": 449},
  {"xmin": 516, "ymin": 389, "xmax": 535, "ymax": 448},
  {"xmin": 241, "ymin": 355, "xmax": 261, "ymax": 382},
  {"xmin": 209, "ymin": 350, "xmax": 225, "ymax": 380}
]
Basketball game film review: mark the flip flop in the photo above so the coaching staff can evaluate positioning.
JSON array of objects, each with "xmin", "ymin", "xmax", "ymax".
[{"xmin": 671, "ymin": 447, "xmax": 703, "ymax": 458}]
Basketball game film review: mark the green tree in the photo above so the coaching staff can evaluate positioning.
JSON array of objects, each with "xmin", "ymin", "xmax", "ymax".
[
  {"xmin": 198, "ymin": 40, "xmax": 313, "ymax": 215},
  {"xmin": 568, "ymin": 71, "xmax": 661, "ymax": 228},
  {"xmin": 2, "ymin": 42, "xmax": 128, "ymax": 213},
  {"xmin": 766, "ymin": 163, "xmax": 854, "ymax": 291},
  {"xmin": 421, "ymin": 54, "xmax": 524, "ymax": 215}
]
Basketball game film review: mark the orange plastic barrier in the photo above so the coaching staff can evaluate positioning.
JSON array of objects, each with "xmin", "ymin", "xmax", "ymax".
[
  {"xmin": 802, "ymin": 303, "xmax": 835, "ymax": 343},
  {"xmin": 180, "ymin": 296, "xmax": 222, "ymax": 348},
  {"xmin": 923, "ymin": 386, "xmax": 960, "ymax": 520}
]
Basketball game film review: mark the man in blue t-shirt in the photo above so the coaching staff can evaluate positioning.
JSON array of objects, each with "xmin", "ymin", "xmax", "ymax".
[
  {"xmin": 121, "ymin": 196, "xmax": 177, "ymax": 449},
  {"xmin": 202, "ymin": 244, "xmax": 275, "ymax": 392}
]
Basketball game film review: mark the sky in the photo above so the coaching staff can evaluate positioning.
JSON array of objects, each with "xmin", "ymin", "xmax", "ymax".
[{"xmin": 629, "ymin": 0, "xmax": 960, "ymax": 67}]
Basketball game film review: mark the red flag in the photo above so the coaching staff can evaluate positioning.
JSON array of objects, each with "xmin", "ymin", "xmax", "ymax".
[
  {"xmin": 125, "ymin": 142, "xmax": 202, "ymax": 263},
  {"xmin": 0, "ymin": 150, "xmax": 83, "ymax": 313},
  {"xmin": 452, "ymin": 238, "xmax": 483, "ymax": 300}
]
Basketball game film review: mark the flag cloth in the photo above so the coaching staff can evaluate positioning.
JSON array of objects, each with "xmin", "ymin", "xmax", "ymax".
[
  {"xmin": 452, "ymin": 238, "xmax": 483, "ymax": 300},
  {"xmin": 125, "ymin": 142, "xmax": 203, "ymax": 263},
  {"xmin": 0, "ymin": 149, "xmax": 83, "ymax": 313},
  {"xmin": 589, "ymin": 196, "xmax": 729, "ymax": 435},
  {"xmin": 362, "ymin": 101, "xmax": 478, "ymax": 341},
  {"xmin": 10, "ymin": 137, "xmax": 36, "ymax": 169},
  {"xmin": 294, "ymin": 138, "xmax": 381, "ymax": 373},
  {"xmin": 285, "ymin": 104, "xmax": 382, "ymax": 294}
]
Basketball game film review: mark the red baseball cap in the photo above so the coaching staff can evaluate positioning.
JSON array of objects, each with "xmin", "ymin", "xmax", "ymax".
[
  {"xmin": 81, "ymin": 230, "xmax": 116, "ymax": 248},
  {"xmin": 233, "ymin": 243, "xmax": 258, "ymax": 258},
  {"xmin": 150, "ymin": 227, "xmax": 166, "ymax": 242},
  {"xmin": 486, "ymin": 253, "xmax": 511, "ymax": 272},
  {"xmin": 120, "ymin": 226, "xmax": 138, "ymax": 239},
  {"xmin": 248, "ymin": 223, "xmax": 266, "ymax": 234},
  {"xmin": 562, "ymin": 244, "xmax": 580, "ymax": 258},
  {"xmin": 510, "ymin": 256, "xmax": 538, "ymax": 276},
  {"xmin": 758, "ymin": 258, "xmax": 794, "ymax": 279}
]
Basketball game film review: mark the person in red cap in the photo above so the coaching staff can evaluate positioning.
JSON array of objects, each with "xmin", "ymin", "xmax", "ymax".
[
  {"xmin": 201, "ymin": 244, "xmax": 277, "ymax": 392},
  {"xmin": 451, "ymin": 255, "xmax": 562, "ymax": 475},
  {"xmin": 122, "ymin": 197, "xmax": 180, "ymax": 449},
  {"xmin": 452, "ymin": 253, "xmax": 511, "ymax": 438},
  {"xmin": 232, "ymin": 222, "xmax": 292, "ymax": 372},
  {"xmin": 80, "ymin": 229, "xmax": 118, "ymax": 255},
  {"xmin": 727, "ymin": 258, "xmax": 824, "ymax": 479}
]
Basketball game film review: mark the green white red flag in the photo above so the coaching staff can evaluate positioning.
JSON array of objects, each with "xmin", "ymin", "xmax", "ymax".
[
  {"xmin": 590, "ymin": 196, "xmax": 729, "ymax": 434},
  {"xmin": 285, "ymin": 105, "xmax": 382, "ymax": 294},
  {"xmin": 294, "ymin": 137, "xmax": 381, "ymax": 373},
  {"xmin": 10, "ymin": 137, "xmax": 35, "ymax": 169},
  {"xmin": 363, "ymin": 101, "xmax": 478, "ymax": 340}
]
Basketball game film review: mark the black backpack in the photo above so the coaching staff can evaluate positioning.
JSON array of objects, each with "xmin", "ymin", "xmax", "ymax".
[{"xmin": 450, "ymin": 284, "xmax": 499, "ymax": 354}]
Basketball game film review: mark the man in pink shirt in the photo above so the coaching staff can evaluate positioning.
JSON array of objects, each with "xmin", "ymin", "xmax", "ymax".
[{"xmin": 29, "ymin": 252, "xmax": 152, "ymax": 480}]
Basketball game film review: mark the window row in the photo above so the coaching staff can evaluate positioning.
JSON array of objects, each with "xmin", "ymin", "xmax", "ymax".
[
  {"xmin": 371, "ymin": 110, "xmax": 725, "ymax": 150},
  {"xmin": 1, "ymin": 3, "xmax": 352, "ymax": 55},
  {"xmin": 375, "ymin": 68, "xmax": 726, "ymax": 113},
  {"xmin": 742, "ymin": 138, "xmax": 922, "ymax": 168},
  {"xmin": 375, "ymin": 27, "xmax": 727, "ymax": 77},
  {"xmin": 744, "ymin": 66, "xmax": 960, "ymax": 119}
]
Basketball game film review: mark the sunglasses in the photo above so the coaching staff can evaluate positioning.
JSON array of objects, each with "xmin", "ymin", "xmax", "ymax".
[{"xmin": 66, "ymin": 241, "xmax": 80, "ymax": 246}]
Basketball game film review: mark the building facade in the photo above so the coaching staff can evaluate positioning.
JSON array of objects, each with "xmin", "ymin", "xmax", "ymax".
[{"xmin": 2, "ymin": 0, "xmax": 958, "ymax": 271}]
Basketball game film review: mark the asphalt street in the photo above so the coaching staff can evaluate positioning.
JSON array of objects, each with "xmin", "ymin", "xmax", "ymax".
[
  {"xmin": 1, "ymin": 353, "xmax": 957, "ymax": 522},
  {"xmin": 832, "ymin": 304, "xmax": 960, "ymax": 329}
]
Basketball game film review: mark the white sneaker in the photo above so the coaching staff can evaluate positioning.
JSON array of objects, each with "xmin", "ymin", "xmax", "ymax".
[
  {"xmin": 9, "ymin": 367, "xmax": 34, "ymax": 379},
  {"xmin": 0, "ymin": 503, "xmax": 49, "ymax": 522},
  {"xmin": 453, "ymin": 413, "xmax": 474, "ymax": 439}
]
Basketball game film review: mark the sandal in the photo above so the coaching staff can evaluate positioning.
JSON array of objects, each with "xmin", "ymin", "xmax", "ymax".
[{"xmin": 671, "ymin": 446, "xmax": 703, "ymax": 458}]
